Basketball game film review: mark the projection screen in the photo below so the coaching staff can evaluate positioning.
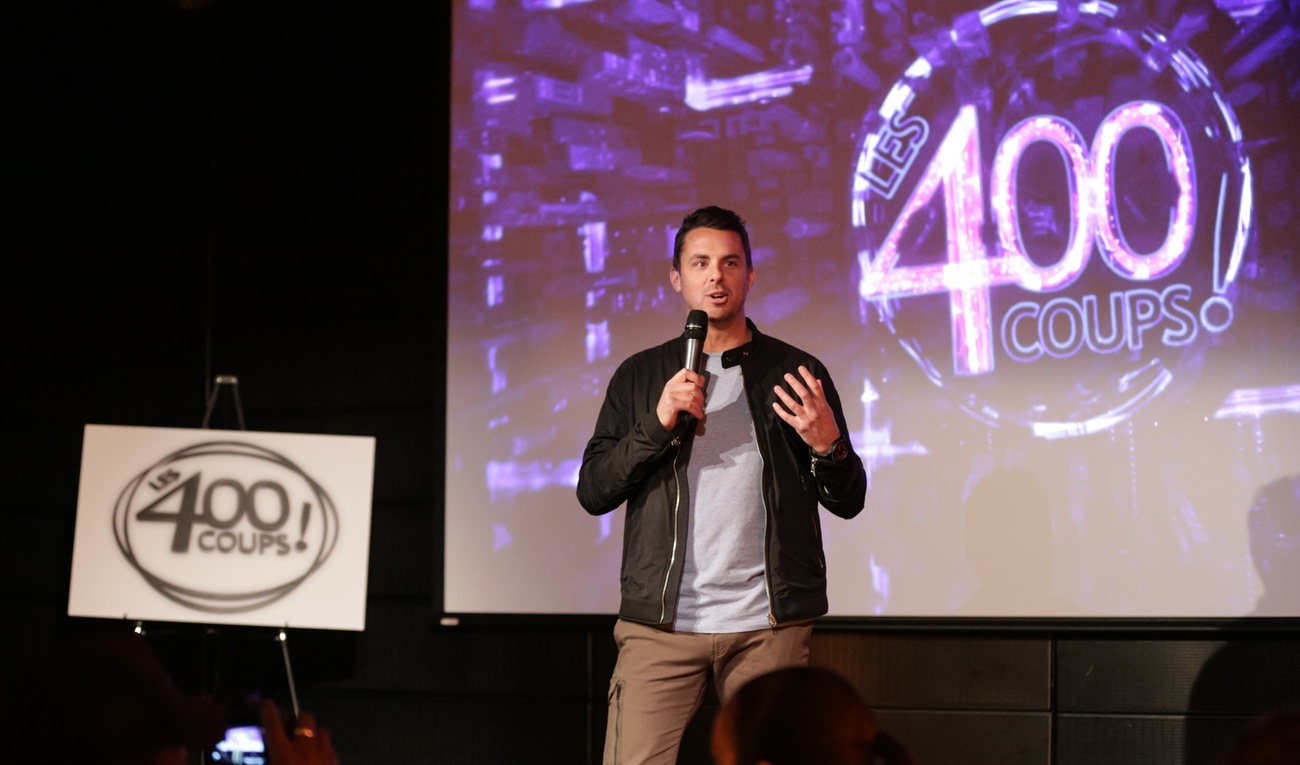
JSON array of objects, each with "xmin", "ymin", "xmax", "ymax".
[{"xmin": 445, "ymin": 0, "xmax": 1300, "ymax": 619}]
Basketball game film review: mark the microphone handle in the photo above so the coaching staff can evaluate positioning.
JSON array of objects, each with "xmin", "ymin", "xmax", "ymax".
[
  {"xmin": 684, "ymin": 337, "xmax": 704, "ymax": 374},
  {"xmin": 679, "ymin": 338, "xmax": 704, "ymax": 434}
]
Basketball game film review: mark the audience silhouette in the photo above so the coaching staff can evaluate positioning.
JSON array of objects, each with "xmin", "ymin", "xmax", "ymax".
[
  {"xmin": 0, "ymin": 630, "xmax": 338, "ymax": 765},
  {"xmin": 711, "ymin": 666, "xmax": 919, "ymax": 765},
  {"xmin": 1220, "ymin": 706, "xmax": 1300, "ymax": 765}
]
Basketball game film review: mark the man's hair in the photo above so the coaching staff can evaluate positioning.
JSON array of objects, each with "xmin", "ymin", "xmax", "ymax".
[{"xmin": 672, "ymin": 205, "xmax": 753, "ymax": 271}]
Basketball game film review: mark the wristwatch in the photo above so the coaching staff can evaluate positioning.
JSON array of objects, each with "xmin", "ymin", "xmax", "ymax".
[{"xmin": 810, "ymin": 437, "xmax": 851, "ymax": 474}]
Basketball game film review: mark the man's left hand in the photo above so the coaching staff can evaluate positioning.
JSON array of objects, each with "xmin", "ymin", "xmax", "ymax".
[{"xmin": 772, "ymin": 365, "xmax": 840, "ymax": 453}]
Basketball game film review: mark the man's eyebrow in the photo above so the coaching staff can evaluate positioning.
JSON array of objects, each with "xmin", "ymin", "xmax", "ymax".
[{"xmin": 688, "ymin": 253, "xmax": 743, "ymax": 260}]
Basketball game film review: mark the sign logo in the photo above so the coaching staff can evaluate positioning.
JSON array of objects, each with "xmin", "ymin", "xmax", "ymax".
[
  {"xmin": 112, "ymin": 440, "xmax": 339, "ymax": 613},
  {"xmin": 851, "ymin": 1, "xmax": 1253, "ymax": 437}
]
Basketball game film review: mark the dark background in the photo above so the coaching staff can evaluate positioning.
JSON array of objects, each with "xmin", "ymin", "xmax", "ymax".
[{"xmin": 4, "ymin": 2, "xmax": 1297, "ymax": 763}]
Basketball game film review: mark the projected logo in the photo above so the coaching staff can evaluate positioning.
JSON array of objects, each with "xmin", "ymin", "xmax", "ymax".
[
  {"xmin": 851, "ymin": 0, "xmax": 1252, "ymax": 438},
  {"xmin": 112, "ymin": 441, "xmax": 340, "ymax": 613}
]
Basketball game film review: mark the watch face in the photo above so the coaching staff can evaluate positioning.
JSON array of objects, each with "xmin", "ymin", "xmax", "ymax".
[{"xmin": 831, "ymin": 439, "xmax": 850, "ymax": 462}]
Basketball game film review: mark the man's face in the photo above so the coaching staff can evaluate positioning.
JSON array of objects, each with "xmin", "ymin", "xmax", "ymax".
[{"xmin": 671, "ymin": 227, "xmax": 754, "ymax": 325}]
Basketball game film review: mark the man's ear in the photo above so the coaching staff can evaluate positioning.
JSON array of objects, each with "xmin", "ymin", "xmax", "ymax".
[{"xmin": 670, "ymin": 267, "xmax": 682, "ymax": 293}]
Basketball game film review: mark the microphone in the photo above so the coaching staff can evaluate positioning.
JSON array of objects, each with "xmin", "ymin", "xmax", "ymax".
[
  {"xmin": 680, "ymin": 310, "xmax": 708, "ymax": 434},
  {"xmin": 684, "ymin": 309, "xmax": 707, "ymax": 374}
]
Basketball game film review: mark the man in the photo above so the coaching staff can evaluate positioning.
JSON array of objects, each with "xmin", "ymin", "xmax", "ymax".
[
  {"xmin": 711, "ymin": 667, "xmax": 918, "ymax": 765},
  {"xmin": 577, "ymin": 205, "xmax": 868, "ymax": 764}
]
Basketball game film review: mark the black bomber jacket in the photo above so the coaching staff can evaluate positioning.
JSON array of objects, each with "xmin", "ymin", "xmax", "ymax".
[{"xmin": 576, "ymin": 319, "xmax": 867, "ymax": 627}]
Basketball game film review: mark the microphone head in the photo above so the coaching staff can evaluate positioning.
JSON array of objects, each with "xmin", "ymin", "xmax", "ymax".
[{"xmin": 684, "ymin": 309, "xmax": 708, "ymax": 340}]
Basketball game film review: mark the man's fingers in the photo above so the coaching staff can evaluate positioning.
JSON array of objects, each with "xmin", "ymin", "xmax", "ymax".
[
  {"xmin": 777, "ymin": 367, "xmax": 826, "ymax": 410},
  {"xmin": 792, "ymin": 367, "xmax": 826, "ymax": 398},
  {"xmin": 772, "ymin": 382, "xmax": 800, "ymax": 412},
  {"xmin": 782, "ymin": 372, "xmax": 808, "ymax": 398},
  {"xmin": 660, "ymin": 369, "xmax": 709, "ymax": 430}
]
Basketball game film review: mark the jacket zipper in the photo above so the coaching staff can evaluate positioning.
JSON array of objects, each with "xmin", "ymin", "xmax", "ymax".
[
  {"xmin": 760, "ymin": 443, "xmax": 776, "ymax": 627},
  {"xmin": 659, "ymin": 439, "xmax": 685, "ymax": 624}
]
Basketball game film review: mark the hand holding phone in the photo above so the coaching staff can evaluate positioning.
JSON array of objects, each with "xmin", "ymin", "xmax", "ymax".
[{"xmin": 260, "ymin": 699, "xmax": 339, "ymax": 765}]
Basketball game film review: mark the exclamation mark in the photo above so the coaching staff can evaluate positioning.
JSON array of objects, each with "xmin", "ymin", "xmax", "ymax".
[{"xmin": 296, "ymin": 502, "xmax": 312, "ymax": 551}]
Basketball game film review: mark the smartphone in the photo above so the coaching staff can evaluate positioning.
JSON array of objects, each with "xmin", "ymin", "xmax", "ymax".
[{"xmin": 208, "ymin": 724, "xmax": 266, "ymax": 764}]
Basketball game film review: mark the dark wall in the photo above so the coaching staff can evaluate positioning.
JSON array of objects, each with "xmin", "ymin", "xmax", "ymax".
[{"xmin": 5, "ymin": 2, "xmax": 1296, "ymax": 764}]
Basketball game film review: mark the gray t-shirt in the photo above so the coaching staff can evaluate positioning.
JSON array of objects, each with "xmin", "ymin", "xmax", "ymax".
[{"xmin": 674, "ymin": 353, "xmax": 770, "ymax": 633}]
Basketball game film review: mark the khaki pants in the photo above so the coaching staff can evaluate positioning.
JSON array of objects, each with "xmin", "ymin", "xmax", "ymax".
[{"xmin": 602, "ymin": 618, "xmax": 813, "ymax": 765}]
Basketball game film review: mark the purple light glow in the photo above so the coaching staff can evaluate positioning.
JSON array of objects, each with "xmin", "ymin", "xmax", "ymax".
[
  {"xmin": 1215, "ymin": 386, "xmax": 1300, "ymax": 418},
  {"xmin": 1093, "ymin": 102, "xmax": 1197, "ymax": 281},
  {"xmin": 684, "ymin": 65, "xmax": 813, "ymax": 112},
  {"xmin": 581, "ymin": 221, "xmax": 607, "ymax": 273},
  {"xmin": 861, "ymin": 98, "xmax": 1209, "ymax": 382},
  {"xmin": 1030, "ymin": 363, "xmax": 1174, "ymax": 439},
  {"xmin": 991, "ymin": 116, "xmax": 1092, "ymax": 292},
  {"xmin": 1001, "ymin": 283, "xmax": 1202, "ymax": 363},
  {"xmin": 857, "ymin": 379, "xmax": 929, "ymax": 481},
  {"xmin": 486, "ymin": 459, "xmax": 583, "ymax": 502},
  {"xmin": 521, "ymin": 0, "xmax": 595, "ymax": 8}
]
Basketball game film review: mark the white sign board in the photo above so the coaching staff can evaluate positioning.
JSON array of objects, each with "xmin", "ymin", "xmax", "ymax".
[{"xmin": 69, "ymin": 425, "xmax": 375, "ymax": 631}]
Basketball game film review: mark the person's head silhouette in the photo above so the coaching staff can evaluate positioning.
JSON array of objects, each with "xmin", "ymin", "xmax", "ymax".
[{"xmin": 711, "ymin": 666, "xmax": 918, "ymax": 765}]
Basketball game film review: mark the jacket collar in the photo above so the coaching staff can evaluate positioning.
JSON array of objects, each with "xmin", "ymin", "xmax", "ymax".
[{"xmin": 718, "ymin": 318, "xmax": 762, "ymax": 369}]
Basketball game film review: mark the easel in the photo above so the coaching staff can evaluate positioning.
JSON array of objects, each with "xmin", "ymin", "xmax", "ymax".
[
  {"xmin": 201, "ymin": 374, "xmax": 247, "ymax": 431},
  {"xmin": 134, "ymin": 374, "xmax": 302, "ymax": 718}
]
